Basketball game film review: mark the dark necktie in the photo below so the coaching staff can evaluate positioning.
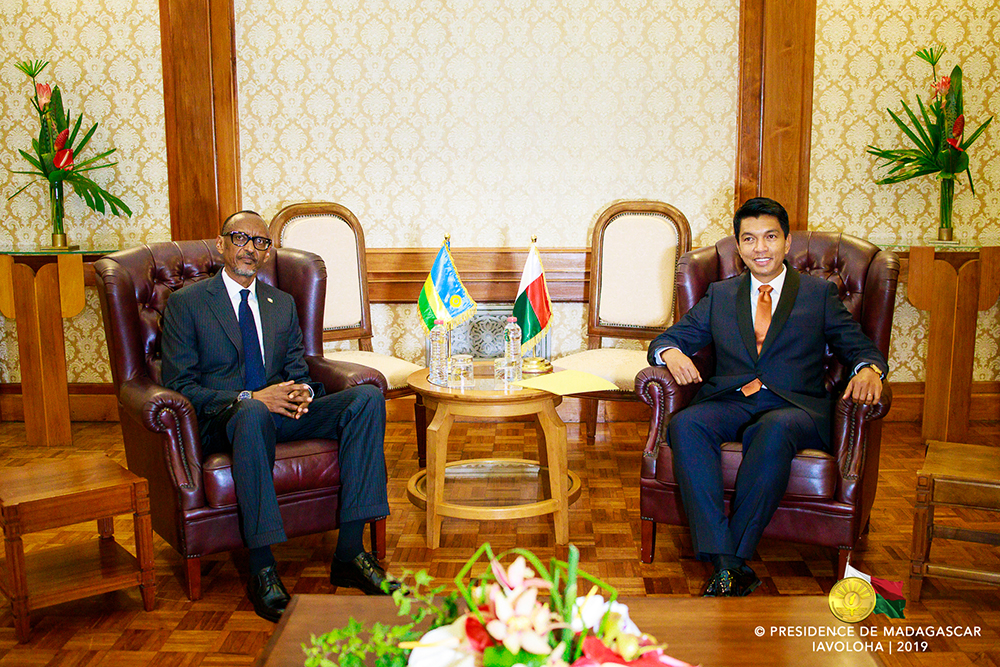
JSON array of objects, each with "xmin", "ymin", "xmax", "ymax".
[
  {"xmin": 741, "ymin": 284, "xmax": 773, "ymax": 397},
  {"xmin": 239, "ymin": 289, "xmax": 266, "ymax": 391}
]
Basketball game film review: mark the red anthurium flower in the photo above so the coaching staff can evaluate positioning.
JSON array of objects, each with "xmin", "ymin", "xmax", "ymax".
[
  {"xmin": 464, "ymin": 616, "xmax": 497, "ymax": 653},
  {"xmin": 931, "ymin": 76, "xmax": 950, "ymax": 98},
  {"xmin": 54, "ymin": 148, "xmax": 74, "ymax": 169},
  {"xmin": 54, "ymin": 128, "xmax": 70, "ymax": 151},
  {"xmin": 953, "ymin": 114, "xmax": 965, "ymax": 138},
  {"xmin": 946, "ymin": 137, "xmax": 965, "ymax": 151},
  {"xmin": 36, "ymin": 83, "xmax": 52, "ymax": 108}
]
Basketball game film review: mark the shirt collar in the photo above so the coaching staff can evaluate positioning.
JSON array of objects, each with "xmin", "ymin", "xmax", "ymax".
[
  {"xmin": 750, "ymin": 262, "xmax": 787, "ymax": 298},
  {"xmin": 220, "ymin": 268, "xmax": 257, "ymax": 302}
]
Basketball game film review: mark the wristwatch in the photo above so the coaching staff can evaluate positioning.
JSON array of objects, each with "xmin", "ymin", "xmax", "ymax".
[
  {"xmin": 237, "ymin": 390, "xmax": 252, "ymax": 402},
  {"xmin": 863, "ymin": 364, "xmax": 884, "ymax": 380}
]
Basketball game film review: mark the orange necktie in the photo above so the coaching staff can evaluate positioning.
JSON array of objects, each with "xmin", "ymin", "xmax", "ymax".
[{"xmin": 741, "ymin": 284, "xmax": 773, "ymax": 397}]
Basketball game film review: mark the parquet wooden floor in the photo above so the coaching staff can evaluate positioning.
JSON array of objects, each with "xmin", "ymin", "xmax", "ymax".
[{"xmin": 0, "ymin": 418, "xmax": 997, "ymax": 666}]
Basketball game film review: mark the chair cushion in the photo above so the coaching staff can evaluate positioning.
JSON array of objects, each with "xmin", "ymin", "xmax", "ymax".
[
  {"xmin": 555, "ymin": 348, "xmax": 648, "ymax": 391},
  {"xmin": 202, "ymin": 439, "xmax": 341, "ymax": 508},
  {"xmin": 655, "ymin": 442, "xmax": 837, "ymax": 499},
  {"xmin": 324, "ymin": 350, "xmax": 423, "ymax": 391}
]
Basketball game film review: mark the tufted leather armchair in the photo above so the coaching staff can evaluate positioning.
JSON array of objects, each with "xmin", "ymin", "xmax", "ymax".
[
  {"xmin": 636, "ymin": 231, "xmax": 898, "ymax": 577},
  {"xmin": 94, "ymin": 240, "xmax": 388, "ymax": 600}
]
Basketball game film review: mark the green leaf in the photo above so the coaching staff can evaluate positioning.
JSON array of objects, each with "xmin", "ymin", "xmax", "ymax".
[
  {"xmin": 17, "ymin": 149, "xmax": 45, "ymax": 172},
  {"xmin": 915, "ymin": 46, "xmax": 944, "ymax": 67},
  {"xmin": 5, "ymin": 181, "xmax": 40, "ymax": 202},
  {"xmin": 899, "ymin": 101, "xmax": 932, "ymax": 154},
  {"xmin": 75, "ymin": 123, "xmax": 99, "ymax": 155},
  {"xmin": 49, "ymin": 86, "xmax": 68, "ymax": 133},
  {"xmin": 483, "ymin": 646, "xmax": 549, "ymax": 667},
  {"xmin": 961, "ymin": 116, "xmax": 992, "ymax": 150},
  {"xmin": 67, "ymin": 113, "xmax": 83, "ymax": 150},
  {"xmin": 15, "ymin": 60, "xmax": 49, "ymax": 78},
  {"xmin": 886, "ymin": 107, "xmax": 935, "ymax": 159},
  {"xmin": 71, "ymin": 148, "xmax": 116, "ymax": 170}
]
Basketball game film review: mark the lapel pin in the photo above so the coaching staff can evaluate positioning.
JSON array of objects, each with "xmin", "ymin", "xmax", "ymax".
[{"xmin": 267, "ymin": 297, "xmax": 273, "ymax": 303}]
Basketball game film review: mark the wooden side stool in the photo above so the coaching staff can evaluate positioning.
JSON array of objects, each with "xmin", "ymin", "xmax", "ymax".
[
  {"xmin": 0, "ymin": 456, "xmax": 155, "ymax": 642},
  {"xmin": 910, "ymin": 440, "xmax": 1000, "ymax": 601}
]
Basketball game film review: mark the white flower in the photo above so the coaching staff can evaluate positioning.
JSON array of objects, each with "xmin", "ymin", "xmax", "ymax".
[{"xmin": 570, "ymin": 594, "xmax": 641, "ymax": 636}]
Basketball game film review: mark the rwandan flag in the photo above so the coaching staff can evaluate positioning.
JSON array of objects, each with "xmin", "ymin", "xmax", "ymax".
[
  {"xmin": 418, "ymin": 238, "xmax": 477, "ymax": 332},
  {"xmin": 844, "ymin": 563, "xmax": 906, "ymax": 618},
  {"xmin": 512, "ymin": 241, "xmax": 553, "ymax": 354}
]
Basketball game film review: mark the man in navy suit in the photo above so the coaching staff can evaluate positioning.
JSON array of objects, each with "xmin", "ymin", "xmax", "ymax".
[
  {"xmin": 647, "ymin": 198, "xmax": 887, "ymax": 597},
  {"xmin": 162, "ymin": 211, "xmax": 398, "ymax": 622}
]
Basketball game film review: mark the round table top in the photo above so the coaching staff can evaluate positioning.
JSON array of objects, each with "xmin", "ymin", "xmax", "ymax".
[{"xmin": 406, "ymin": 362, "xmax": 554, "ymax": 405}]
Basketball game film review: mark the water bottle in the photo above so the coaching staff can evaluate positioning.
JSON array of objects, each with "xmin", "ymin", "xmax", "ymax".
[
  {"xmin": 503, "ymin": 316, "xmax": 522, "ymax": 380},
  {"xmin": 429, "ymin": 319, "xmax": 450, "ymax": 385}
]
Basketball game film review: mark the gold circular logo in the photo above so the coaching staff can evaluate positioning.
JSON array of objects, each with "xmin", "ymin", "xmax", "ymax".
[
  {"xmin": 449, "ymin": 295, "xmax": 463, "ymax": 308},
  {"xmin": 828, "ymin": 577, "xmax": 876, "ymax": 623}
]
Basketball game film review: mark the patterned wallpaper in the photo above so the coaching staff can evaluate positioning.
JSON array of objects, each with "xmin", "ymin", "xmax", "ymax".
[
  {"xmin": 1, "ymin": 0, "xmax": 998, "ymax": 387},
  {"xmin": 809, "ymin": 0, "xmax": 1000, "ymax": 381},
  {"xmin": 0, "ymin": 0, "xmax": 169, "ymax": 383}
]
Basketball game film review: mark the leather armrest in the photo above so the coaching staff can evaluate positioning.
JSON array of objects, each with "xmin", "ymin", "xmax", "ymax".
[
  {"xmin": 635, "ymin": 364, "xmax": 704, "ymax": 456},
  {"xmin": 831, "ymin": 381, "xmax": 892, "ymax": 502},
  {"xmin": 307, "ymin": 356, "xmax": 389, "ymax": 395},
  {"xmin": 118, "ymin": 376, "xmax": 201, "ymax": 491}
]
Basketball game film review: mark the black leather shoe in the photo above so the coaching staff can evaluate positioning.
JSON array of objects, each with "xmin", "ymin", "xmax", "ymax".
[
  {"xmin": 247, "ymin": 564, "xmax": 291, "ymax": 622},
  {"xmin": 330, "ymin": 551, "xmax": 402, "ymax": 595},
  {"xmin": 702, "ymin": 569, "xmax": 738, "ymax": 597},
  {"xmin": 733, "ymin": 566, "xmax": 762, "ymax": 597}
]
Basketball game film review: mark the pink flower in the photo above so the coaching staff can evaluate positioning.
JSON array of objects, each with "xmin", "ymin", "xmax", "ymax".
[
  {"xmin": 931, "ymin": 76, "xmax": 951, "ymax": 98},
  {"xmin": 36, "ymin": 83, "xmax": 52, "ymax": 108},
  {"xmin": 54, "ymin": 128, "xmax": 70, "ymax": 151},
  {"xmin": 490, "ymin": 555, "xmax": 551, "ymax": 593},
  {"xmin": 485, "ymin": 586, "xmax": 563, "ymax": 655},
  {"xmin": 947, "ymin": 137, "xmax": 964, "ymax": 151},
  {"xmin": 54, "ymin": 148, "xmax": 73, "ymax": 169}
]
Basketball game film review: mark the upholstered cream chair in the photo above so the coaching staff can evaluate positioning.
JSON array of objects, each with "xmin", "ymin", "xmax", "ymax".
[
  {"xmin": 556, "ymin": 201, "xmax": 691, "ymax": 445},
  {"xmin": 270, "ymin": 202, "xmax": 426, "ymax": 452}
]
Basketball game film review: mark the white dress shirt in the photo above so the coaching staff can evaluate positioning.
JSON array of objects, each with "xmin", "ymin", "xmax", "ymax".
[{"xmin": 221, "ymin": 269, "xmax": 266, "ymax": 364}]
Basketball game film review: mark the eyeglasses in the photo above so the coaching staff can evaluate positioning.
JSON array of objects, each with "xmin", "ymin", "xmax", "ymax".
[{"xmin": 224, "ymin": 231, "xmax": 272, "ymax": 251}]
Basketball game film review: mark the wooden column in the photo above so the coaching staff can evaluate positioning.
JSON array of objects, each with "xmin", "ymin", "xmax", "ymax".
[
  {"xmin": 736, "ymin": 0, "xmax": 817, "ymax": 230},
  {"xmin": 907, "ymin": 246, "xmax": 1000, "ymax": 442},
  {"xmin": 158, "ymin": 0, "xmax": 241, "ymax": 240}
]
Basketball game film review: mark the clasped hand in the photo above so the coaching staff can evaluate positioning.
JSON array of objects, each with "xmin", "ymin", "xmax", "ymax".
[
  {"xmin": 842, "ymin": 367, "xmax": 882, "ymax": 406},
  {"xmin": 252, "ymin": 380, "xmax": 313, "ymax": 418}
]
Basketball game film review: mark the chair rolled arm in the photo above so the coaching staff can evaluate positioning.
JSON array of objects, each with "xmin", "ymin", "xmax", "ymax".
[
  {"xmin": 635, "ymin": 365, "xmax": 703, "ymax": 456},
  {"xmin": 307, "ymin": 356, "xmax": 389, "ymax": 395},
  {"xmin": 118, "ymin": 376, "xmax": 201, "ymax": 491},
  {"xmin": 832, "ymin": 381, "xmax": 892, "ymax": 484}
]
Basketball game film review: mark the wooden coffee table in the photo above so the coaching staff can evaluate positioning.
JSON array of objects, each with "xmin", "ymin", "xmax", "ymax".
[
  {"xmin": 257, "ymin": 594, "xmax": 883, "ymax": 666},
  {"xmin": 0, "ymin": 456, "xmax": 155, "ymax": 642},
  {"xmin": 406, "ymin": 365, "xmax": 581, "ymax": 548}
]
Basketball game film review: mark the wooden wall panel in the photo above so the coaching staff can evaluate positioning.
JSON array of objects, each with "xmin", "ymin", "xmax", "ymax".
[
  {"xmin": 736, "ymin": 0, "xmax": 816, "ymax": 230},
  {"xmin": 158, "ymin": 0, "xmax": 241, "ymax": 241}
]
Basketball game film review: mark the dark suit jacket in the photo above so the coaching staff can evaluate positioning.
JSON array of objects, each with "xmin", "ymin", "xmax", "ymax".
[
  {"xmin": 647, "ymin": 263, "xmax": 888, "ymax": 446},
  {"xmin": 161, "ymin": 271, "xmax": 326, "ymax": 429}
]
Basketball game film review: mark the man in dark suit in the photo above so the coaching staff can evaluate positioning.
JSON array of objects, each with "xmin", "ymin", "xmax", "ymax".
[
  {"xmin": 647, "ymin": 197, "xmax": 887, "ymax": 597},
  {"xmin": 161, "ymin": 211, "xmax": 398, "ymax": 622}
]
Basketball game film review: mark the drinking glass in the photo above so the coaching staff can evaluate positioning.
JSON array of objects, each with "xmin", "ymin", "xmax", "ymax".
[{"xmin": 448, "ymin": 354, "xmax": 474, "ymax": 388}]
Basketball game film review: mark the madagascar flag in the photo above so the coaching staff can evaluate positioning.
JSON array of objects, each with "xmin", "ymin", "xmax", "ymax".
[
  {"xmin": 417, "ymin": 239, "xmax": 477, "ymax": 332},
  {"xmin": 844, "ymin": 563, "xmax": 906, "ymax": 618},
  {"xmin": 512, "ymin": 242, "xmax": 552, "ymax": 354}
]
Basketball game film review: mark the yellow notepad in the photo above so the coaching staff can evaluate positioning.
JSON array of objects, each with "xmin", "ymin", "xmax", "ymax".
[{"xmin": 513, "ymin": 369, "xmax": 619, "ymax": 395}]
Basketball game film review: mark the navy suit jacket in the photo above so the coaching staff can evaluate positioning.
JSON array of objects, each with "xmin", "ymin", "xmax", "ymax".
[
  {"xmin": 647, "ymin": 263, "xmax": 887, "ymax": 447},
  {"xmin": 161, "ymin": 271, "xmax": 325, "ymax": 428}
]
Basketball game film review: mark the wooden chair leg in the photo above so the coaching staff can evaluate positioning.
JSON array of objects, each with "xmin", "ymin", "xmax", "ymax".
[
  {"xmin": 415, "ymin": 394, "xmax": 427, "ymax": 468},
  {"xmin": 370, "ymin": 517, "xmax": 386, "ymax": 560},
  {"xmin": 910, "ymin": 473, "xmax": 934, "ymax": 602},
  {"xmin": 640, "ymin": 518, "xmax": 656, "ymax": 563},
  {"xmin": 185, "ymin": 556, "xmax": 202, "ymax": 601},
  {"xmin": 97, "ymin": 517, "xmax": 114, "ymax": 539},
  {"xmin": 581, "ymin": 398, "xmax": 598, "ymax": 446}
]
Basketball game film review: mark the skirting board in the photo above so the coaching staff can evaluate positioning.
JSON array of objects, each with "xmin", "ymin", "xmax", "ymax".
[{"xmin": 2, "ymin": 382, "xmax": 997, "ymax": 424}]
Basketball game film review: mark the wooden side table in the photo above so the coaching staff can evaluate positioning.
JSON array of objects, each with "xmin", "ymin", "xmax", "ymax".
[
  {"xmin": 0, "ymin": 456, "xmax": 155, "ymax": 642},
  {"xmin": 910, "ymin": 440, "xmax": 1000, "ymax": 601},
  {"xmin": 406, "ymin": 366, "xmax": 581, "ymax": 549},
  {"xmin": 0, "ymin": 247, "xmax": 117, "ymax": 446}
]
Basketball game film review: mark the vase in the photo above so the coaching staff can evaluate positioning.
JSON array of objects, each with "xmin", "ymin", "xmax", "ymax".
[
  {"xmin": 46, "ymin": 180, "xmax": 76, "ymax": 250},
  {"xmin": 938, "ymin": 178, "xmax": 954, "ymax": 242}
]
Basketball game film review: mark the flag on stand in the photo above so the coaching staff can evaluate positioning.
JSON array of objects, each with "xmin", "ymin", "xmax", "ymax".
[
  {"xmin": 418, "ymin": 238, "xmax": 477, "ymax": 332},
  {"xmin": 843, "ymin": 563, "xmax": 906, "ymax": 618},
  {"xmin": 512, "ymin": 240, "xmax": 553, "ymax": 354}
]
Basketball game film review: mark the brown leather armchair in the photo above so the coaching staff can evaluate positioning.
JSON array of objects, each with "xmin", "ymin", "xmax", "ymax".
[
  {"xmin": 95, "ymin": 240, "xmax": 389, "ymax": 600},
  {"xmin": 636, "ymin": 231, "xmax": 898, "ymax": 577}
]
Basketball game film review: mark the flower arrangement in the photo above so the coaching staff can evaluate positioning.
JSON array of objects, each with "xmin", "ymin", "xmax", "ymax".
[
  {"xmin": 304, "ymin": 544, "xmax": 696, "ymax": 667},
  {"xmin": 866, "ymin": 47, "xmax": 993, "ymax": 241},
  {"xmin": 8, "ymin": 60, "xmax": 131, "ymax": 247}
]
